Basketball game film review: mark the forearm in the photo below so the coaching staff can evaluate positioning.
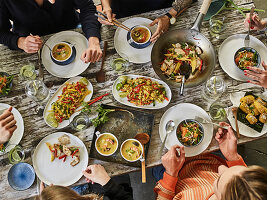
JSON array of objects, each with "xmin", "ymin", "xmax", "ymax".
[
  {"xmin": 154, "ymin": 172, "xmax": 178, "ymax": 200},
  {"xmin": 103, "ymin": 179, "xmax": 133, "ymax": 200},
  {"xmin": 172, "ymin": 0, "xmax": 197, "ymax": 14},
  {"xmin": 75, "ymin": 0, "xmax": 101, "ymax": 39},
  {"xmin": 0, "ymin": 31, "xmax": 20, "ymax": 50},
  {"xmin": 101, "ymin": 0, "xmax": 112, "ymax": 10}
]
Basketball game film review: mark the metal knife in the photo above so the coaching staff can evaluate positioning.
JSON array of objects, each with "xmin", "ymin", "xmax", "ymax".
[{"xmin": 38, "ymin": 48, "xmax": 44, "ymax": 81}]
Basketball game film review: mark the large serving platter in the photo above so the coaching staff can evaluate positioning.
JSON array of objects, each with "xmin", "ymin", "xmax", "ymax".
[
  {"xmin": 32, "ymin": 132, "xmax": 88, "ymax": 186},
  {"xmin": 43, "ymin": 76, "xmax": 93, "ymax": 129},
  {"xmin": 0, "ymin": 104, "xmax": 24, "ymax": 154},
  {"xmin": 159, "ymin": 103, "xmax": 213, "ymax": 157},
  {"xmin": 112, "ymin": 74, "xmax": 172, "ymax": 109}
]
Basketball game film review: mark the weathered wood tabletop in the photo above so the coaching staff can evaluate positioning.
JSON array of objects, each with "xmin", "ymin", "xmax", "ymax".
[{"xmin": 0, "ymin": 0, "xmax": 266, "ymax": 199}]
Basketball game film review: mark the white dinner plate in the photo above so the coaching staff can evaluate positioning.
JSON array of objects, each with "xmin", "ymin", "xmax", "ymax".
[
  {"xmin": 112, "ymin": 74, "xmax": 172, "ymax": 109},
  {"xmin": 228, "ymin": 83, "xmax": 267, "ymax": 137},
  {"xmin": 159, "ymin": 103, "xmax": 213, "ymax": 157},
  {"xmin": 114, "ymin": 17, "xmax": 157, "ymax": 64},
  {"xmin": 218, "ymin": 34, "xmax": 267, "ymax": 81},
  {"xmin": 43, "ymin": 76, "xmax": 93, "ymax": 129},
  {"xmin": 32, "ymin": 132, "xmax": 88, "ymax": 186},
  {"xmin": 42, "ymin": 31, "xmax": 89, "ymax": 78},
  {"xmin": 0, "ymin": 103, "xmax": 24, "ymax": 154}
]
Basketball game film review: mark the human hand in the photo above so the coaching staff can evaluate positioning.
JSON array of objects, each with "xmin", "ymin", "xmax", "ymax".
[
  {"xmin": 0, "ymin": 107, "xmax": 17, "ymax": 144},
  {"xmin": 98, "ymin": 8, "xmax": 116, "ymax": 25},
  {"xmin": 244, "ymin": 13, "xmax": 267, "ymax": 30},
  {"xmin": 81, "ymin": 37, "xmax": 102, "ymax": 63},
  {"xmin": 149, "ymin": 15, "xmax": 170, "ymax": 43},
  {"xmin": 39, "ymin": 181, "xmax": 53, "ymax": 194},
  {"xmin": 215, "ymin": 122, "xmax": 239, "ymax": 161},
  {"xmin": 17, "ymin": 35, "xmax": 42, "ymax": 53},
  {"xmin": 161, "ymin": 145, "xmax": 185, "ymax": 177},
  {"xmin": 82, "ymin": 164, "xmax": 111, "ymax": 186},
  {"xmin": 244, "ymin": 61, "xmax": 267, "ymax": 88}
]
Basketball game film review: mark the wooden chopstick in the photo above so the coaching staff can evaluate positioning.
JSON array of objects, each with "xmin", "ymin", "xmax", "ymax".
[{"xmin": 96, "ymin": 10, "xmax": 131, "ymax": 32}]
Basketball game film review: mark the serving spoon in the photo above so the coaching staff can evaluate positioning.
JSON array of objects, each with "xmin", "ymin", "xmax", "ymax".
[
  {"xmin": 135, "ymin": 133, "xmax": 150, "ymax": 183},
  {"xmin": 179, "ymin": 63, "xmax": 191, "ymax": 96},
  {"xmin": 158, "ymin": 120, "xmax": 175, "ymax": 158}
]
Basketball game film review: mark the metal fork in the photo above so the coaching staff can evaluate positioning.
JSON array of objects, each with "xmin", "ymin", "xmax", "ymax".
[
  {"xmin": 195, "ymin": 116, "xmax": 228, "ymax": 129},
  {"xmin": 244, "ymin": 7, "xmax": 255, "ymax": 47},
  {"xmin": 37, "ymin": 49, "xmax": 44, "ymax": 81}
]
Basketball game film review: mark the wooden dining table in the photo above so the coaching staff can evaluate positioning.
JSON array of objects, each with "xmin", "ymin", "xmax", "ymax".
[{"xmin": 0, "ymin": 0, "xmax": 266, "ymax": 199}]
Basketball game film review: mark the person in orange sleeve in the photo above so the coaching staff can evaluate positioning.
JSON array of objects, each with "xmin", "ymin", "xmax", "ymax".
[{"xmin": 154, "ymin": 122, "xmax": 267, "ymax": 200}]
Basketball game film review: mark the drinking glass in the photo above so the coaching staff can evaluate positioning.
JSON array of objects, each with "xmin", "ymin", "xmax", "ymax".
[
  {"xmin": 111, "ymin": 54, "xmax": 130, "ymax": 74},
  {"xmin": 25, "ymin": 79, "xmax": 50, "ymax": 105},
  {"xmin": 202, "ymin": 76, "xmax": 225, "ymax": 102},
  {"xmin": 209, "ymin": 102, "xmax": 227, "ymax": 121},
  {"xmin": 209, "ymin": 16, "xmax": 226, "ymax": 39},
  {"xmin": 20, "ymin": 63, "xmax": 37, "ymax": 80},
  {"xmin": 71, "ymin": 113, "xmax": 91, "ymax": 131},
  {"xmin": 7, "ymin": 145, "xmax": 25, "ymax": 165}
]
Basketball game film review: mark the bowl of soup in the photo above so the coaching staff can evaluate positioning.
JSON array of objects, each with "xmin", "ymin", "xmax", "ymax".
[
  {"xmin": 127, "ymin": 25, "xmax": 151, "ymax": 49},
  {"xmin": 176, "ymin": 119, "xmax": 204, "ymax": 147},
  {"xmin": 51, "ymin": 42, "xmax": 76, "ymax": 65},
  {"xmin": 120, "ymin": 139, "xmax": 144, "ymax": 162},
  {"xmin": 234, "ymin": 47, "xmax": 260, "ymax": 71},
  {"xmin": 95, "ymin": 131, "xmax": 118, "ymax": 156}
]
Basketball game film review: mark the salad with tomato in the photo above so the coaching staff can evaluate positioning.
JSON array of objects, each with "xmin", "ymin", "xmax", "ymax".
[
  {"xmin": 0, "ymin": 72, "xmax": 13, "ymax": 96},
  {"xmin": 234, "ymin": 48, "xmax": 260, "ymax": 70}
]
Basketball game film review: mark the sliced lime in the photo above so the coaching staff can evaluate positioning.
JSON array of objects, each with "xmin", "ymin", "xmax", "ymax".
[
  {"xmin": 77, "ymin": 124, "xmax": 85, "ymax": 130},
  {"xmin": 214, "ymin": 108, "xmax": 226, "ymax": 120},
  {"xmin": 79, "ymin": 77, "xmax": 89, "ymax": 86},
  {"xmin": 12, "ymin": 150, "xmax": 22, "ymax": 162},
  {"xmin": 23, "ymin": 70, "xmax": 34, "ymax": 78},
  {"xmin": 46, "ymin": 113, "xmax": 59, "ymax": 128},
  {"xmin": 115, "ymin": 63, "xmax": 123, "ymax": 71}
]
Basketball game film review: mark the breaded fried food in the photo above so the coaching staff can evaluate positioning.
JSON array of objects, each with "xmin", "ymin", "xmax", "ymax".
[
  {"xmin": 240, "ymin": 95, "xmax": 255, "ymax": 104},
  {"xmin": 259, "ymin": 113, "xmax": 267, "ymax": 124},
  {"xmin": 246, "ymin": 113, "xmax": 258, "ymax": 124},
  {"xmin": 240, "ymin": 103, "xmax": 250, "ymax": 114}
]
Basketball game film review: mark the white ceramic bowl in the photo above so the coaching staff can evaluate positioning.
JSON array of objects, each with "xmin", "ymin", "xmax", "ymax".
[
  {"xmin": 120, "ymin": 139, "xmax": 144, "ymax": 162},
  {"xmin": 95, "ymin": 131, "xmax": 118, "ymax": 156}
]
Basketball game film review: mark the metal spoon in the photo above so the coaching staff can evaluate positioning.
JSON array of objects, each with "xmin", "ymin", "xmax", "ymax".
[
  {"xmin": 96, "ymin": 41, "xmax": 108, "ymax": 83},
  {"xmin": 158, "ymin": 120, "xmax": 175, "ymax": 157},
  {"xmin": 179, "ymin": 63, "xmax": 191, "ymax": 96}
]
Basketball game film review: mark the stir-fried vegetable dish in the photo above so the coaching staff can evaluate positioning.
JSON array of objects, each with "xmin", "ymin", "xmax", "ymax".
[
  {"xmin": 48, "ymin": 78, "xmax": 90, "ymax": 127},
  {"xmin": 235, "ymin": 49, "xmax": 259, "ymax": 70},
  {"xmin": 116, "ymin": 76, "xmax": 169, "ymax": 106},
  {"xmin": 0, "ymin": 74, "xmax": 13, "ymax": 96},
  {"xmin": 177, "ymin": 120, "xmax": 203, "ymax": 146},
  {"xmin": 46, "ymin": 134, "xmax": 80, "ymax": 167},
  {"xmin": 160, "ymin": 42, "xmax": 203, "ymax": 82}
]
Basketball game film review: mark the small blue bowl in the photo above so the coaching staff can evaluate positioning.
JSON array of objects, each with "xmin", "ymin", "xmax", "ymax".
[
  {"xmin": 8, "ymin": 163, "xmax": 35, "ymax": 191},
  {"xmin": 127, "ymin": 25, "xmax": 151, "ymax": 49},
  {"xmin": 51, "ymin": 41, "xmax": 76, "ymax": 66}
]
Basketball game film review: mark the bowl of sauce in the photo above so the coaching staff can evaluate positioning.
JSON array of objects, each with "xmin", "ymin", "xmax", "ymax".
[
  {"xmin": 51, "ymin": 42, "xmax": 76, "ymax": 65},
  {"xmin": 127, "ymin": 25, "xmax": 151, "ymax": 49}
]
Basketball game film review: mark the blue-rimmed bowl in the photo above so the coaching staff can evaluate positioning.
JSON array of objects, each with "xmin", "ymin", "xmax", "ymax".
[
  {"xmin": 176, "ymin": 119, "xmax": 204, "ymax": 147},
  {"xmin": 8, "ymin": 162, "xmax": 35, "ymax": 191},
  {"xmin": 50, "ymin": 42, "xmax": 76, "ymax": 65},
  {"xmin": 127, "ymin": 25, "xmax": 151, "ymax": 49},
  {"xmin": 234, "ymin": 47, "xmax": 261, "ymax": 71}
]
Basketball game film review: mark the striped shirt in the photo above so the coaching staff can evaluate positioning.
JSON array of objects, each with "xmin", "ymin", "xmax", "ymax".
[{"xmin": 154, "ymin": 153, "xmax": 247, "ymax": 200}]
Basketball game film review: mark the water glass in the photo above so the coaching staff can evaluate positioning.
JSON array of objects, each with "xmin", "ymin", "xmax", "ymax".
[
  {"xmin": 111, "ymin": 54, "xmax": 130, "ymax": 74},
  {"xmin": 202, "ymin": 76, "xmax": 225, "ymax": 102},
  {"xmin": 20, "ymin": 64, "xmax": 37, "ymax": 80},
  {"xmin": 7, "ymin": 145, "xmax": 25, "ymax": 165},
  {"xmin": 209, "ymin": 16, "xmax": 226, "ymax": 39},
  {"xmin": 25, "ymin": 80, "xmax": 50, "ymax": 105},
  {"xmin": 71, "ymin": 113, "xmax": 91, "ymax": 131},
  {"xmin": 209, "ymin": 102, "xmax": 227, "ymax": 121}
]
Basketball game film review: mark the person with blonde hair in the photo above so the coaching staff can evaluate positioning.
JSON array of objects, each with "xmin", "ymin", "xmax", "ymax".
[
  {"xmin": 37, "ymin": 164, "xmax": 133, "ymax": 200},
  {"xmin": 153, "ymin": 122, "xmax": 267, "ymax": 200}
]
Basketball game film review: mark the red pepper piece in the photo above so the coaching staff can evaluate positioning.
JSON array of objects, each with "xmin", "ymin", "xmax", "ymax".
[
  {"xmin": 199, "ymin": 59, "xmax": 203, "ymax": 71},
  {"xmin": 59, "ymin": 154, "xmax": 67, "ymax": 159},
  {"xmin": 72, "ymin": 149, "xmax": 79, "ymax": 158}
]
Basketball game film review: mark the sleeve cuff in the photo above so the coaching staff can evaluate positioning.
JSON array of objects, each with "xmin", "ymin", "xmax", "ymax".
[
  {"xmin": 9, "ymin": 35, "xmax": 20, "ymax": 50},
  {"xmin": 158, "ymin": 172, "xmax": 178, "ymax": 192},
  {"xmin": 226, "ymin": 155, "xmax": 247, "ymax": 168},
  {"xmin": 103, "ymin": 179, "xmax": 115, "ymax": 192}
]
